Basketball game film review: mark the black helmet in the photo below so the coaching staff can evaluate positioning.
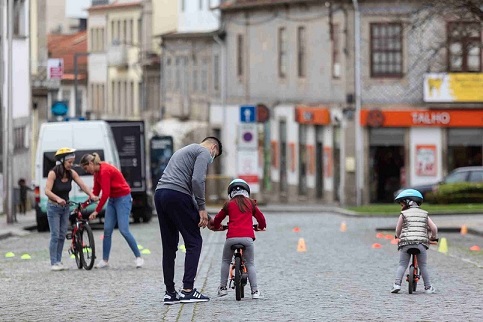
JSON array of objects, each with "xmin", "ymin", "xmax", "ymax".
[{"xmin": 227, "ymin": 179, "xmax": 250, "ymax": 197}]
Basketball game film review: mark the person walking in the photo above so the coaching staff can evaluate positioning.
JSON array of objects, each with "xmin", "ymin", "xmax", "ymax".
[
  {"xmin": 45, "ymin": 148, "xmax": 97, "ymax": 271},
  {"xmin": 154, "ymin": 137, "xmax": 222, "ymax": 305},
  {"xmin": 80, "ymin": 152, "xmax": 144, "ymax": 269}
]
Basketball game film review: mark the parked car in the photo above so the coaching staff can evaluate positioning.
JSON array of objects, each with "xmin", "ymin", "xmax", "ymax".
[{"xmin": 393, "ymin": 166, "xmax": 483, "ymax": 199}]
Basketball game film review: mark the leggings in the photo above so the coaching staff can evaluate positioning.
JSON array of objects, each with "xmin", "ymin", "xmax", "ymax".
[{"xmin": 394, "ymin": 244, "xmax": 431, "ymax": 288}]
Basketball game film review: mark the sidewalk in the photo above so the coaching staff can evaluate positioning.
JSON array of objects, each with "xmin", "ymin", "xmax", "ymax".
[{"xmin": 0, "ymin": 209, "xmax": 37, "ymax": 240}]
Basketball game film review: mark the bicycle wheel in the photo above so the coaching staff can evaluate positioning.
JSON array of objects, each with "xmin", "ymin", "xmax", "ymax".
[
  {"xmin": 413, "ymin": 267, "xmax": 419, "ymax": 292},
  {"xmin": 74, "ymin": 232, "xmax": 83, "ymax": 269},
  {"xmin": 408, "ymin": 264, "xmax": 415, "ymax": 294},
  {"xmin": 234, "ymin": 257, "xmax": 242, "ymax": 301},
  {"xmin": 79, "ymin": 224, "xmax": 96, "ymax": 270}
]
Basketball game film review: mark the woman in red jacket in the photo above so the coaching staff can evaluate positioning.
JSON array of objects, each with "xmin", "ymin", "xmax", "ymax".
[
  {"xmin": 211, "ymin": 179, "xmax": 266, "ymax": 299},
  {"xmin": 80, "ymin": 153, "xmax": 144, "ymax": 269}
]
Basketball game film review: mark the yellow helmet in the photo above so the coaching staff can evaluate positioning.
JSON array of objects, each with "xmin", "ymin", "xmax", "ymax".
[{"xmin": 55, "ymin": 147, "xmax": 76, "ymax": 160}]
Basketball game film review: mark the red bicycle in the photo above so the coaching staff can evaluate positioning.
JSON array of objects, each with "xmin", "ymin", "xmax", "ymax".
[
  {"xmin": 406, "ymin": 238, "xmax": 439, "ymax": 294},
  {"xmin": 66, "ymin": 200, "xmax": 96, "ymax": 270}
]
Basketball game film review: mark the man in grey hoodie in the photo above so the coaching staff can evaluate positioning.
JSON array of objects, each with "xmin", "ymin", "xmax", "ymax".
[{"xmin": 154, "ymin": 136, "xmax": 222, "ymax": 305}]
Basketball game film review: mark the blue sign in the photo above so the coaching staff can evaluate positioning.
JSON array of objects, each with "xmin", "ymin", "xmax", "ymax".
[
  {"xmin": 240, "ymin": 105, "xmax": 256, "ymax": 123},
  {"xmin": 51, "ymin": 100, "xmax": 68, "ymax": 116}
]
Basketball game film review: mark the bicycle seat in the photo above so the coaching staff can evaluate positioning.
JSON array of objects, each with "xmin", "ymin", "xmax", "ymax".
[
  {"xmin": 231, "ymin": 244, "xmax": 246, "ymax": 251},
  {"xmin": 407, "ymin": 248, "xmax": 420, "ymax": 255}
]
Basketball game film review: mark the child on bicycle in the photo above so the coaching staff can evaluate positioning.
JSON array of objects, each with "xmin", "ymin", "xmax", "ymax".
[
  {"xmin": 210, "ymin": 179, "xmax": 267, "ymax": 299},
  {"xmin": 391, "ymin": 189, "xmax": 438, "ymax": 294}
]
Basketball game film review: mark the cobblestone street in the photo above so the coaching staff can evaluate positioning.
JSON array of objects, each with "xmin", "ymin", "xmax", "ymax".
[{"xmin": 1, "ymin": 212, "xmax": 482, "ymax": 321}]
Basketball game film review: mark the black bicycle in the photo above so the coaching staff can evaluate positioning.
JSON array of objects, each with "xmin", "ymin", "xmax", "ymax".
[
  {"xmin": 222, "ymin": 224, "xmax": 262, "ymax": 301},
  {"xmin": 66, "ymin": 200, "xmax": 96, "ymax": 270}
]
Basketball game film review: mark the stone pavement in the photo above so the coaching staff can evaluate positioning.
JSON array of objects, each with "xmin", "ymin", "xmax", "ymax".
[
  {"xmin": 1, "ymin": 204, "xmax": 483, "ymax": 240},
  {"xmin": 1, "ymin": 211, "xmax": 482, "ymax": 321}
]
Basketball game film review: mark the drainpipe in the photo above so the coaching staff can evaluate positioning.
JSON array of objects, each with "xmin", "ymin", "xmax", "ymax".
[
  {"xmin": 352, "ymin": 0, "xmax": 363, "ymax": 206},
  {"xmin": 214, "ymin": 31, "xmax": 227, "ymax": 173}
]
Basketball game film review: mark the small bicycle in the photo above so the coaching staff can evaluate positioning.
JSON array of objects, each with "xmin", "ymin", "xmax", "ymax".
[
  {"xmin": 406, "ymin": 238, "xmax": 439, "ymax": 294},
  {"xmin": 222, "ymin": 224, "xmax": 262, "ymax": 301},
  {"xmin": 66, "ymin": 200, "xmax": 96, "ymax": 270}
]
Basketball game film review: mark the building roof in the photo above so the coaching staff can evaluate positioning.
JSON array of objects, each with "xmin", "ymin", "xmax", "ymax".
[
  {"xmin": 156, "ymin": 30, "xmax": 222, "ymax": 40},
  {"xmin": 47, "ymin": 31, "xmax": 88, "ymax": 81},
  {"xmin": 219, "ymin": 0, "xmax": 320, "ymax": 11}
]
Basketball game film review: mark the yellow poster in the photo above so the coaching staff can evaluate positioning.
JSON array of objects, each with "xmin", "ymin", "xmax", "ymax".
[{"xmin": 424, "ymin": 73, "xmax": 483, "ymax": 102}]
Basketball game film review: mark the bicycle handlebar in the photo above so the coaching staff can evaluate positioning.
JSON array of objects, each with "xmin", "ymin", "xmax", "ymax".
[{"xmin": 220, "ymin": 224, "xmax": 264, "ymax": 231}]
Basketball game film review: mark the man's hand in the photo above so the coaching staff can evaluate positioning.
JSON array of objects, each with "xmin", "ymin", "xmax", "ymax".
[
  {"xmin": 198, "ymin": 210, "xmax": 208, "ymax": 228},
  {"xmin": 89, "ymin": 211, "xmax": 99, "ymax": 220}
]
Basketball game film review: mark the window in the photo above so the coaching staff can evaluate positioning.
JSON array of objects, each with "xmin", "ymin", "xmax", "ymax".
[
  {"xmin": 237, "ymin": 34, "xmax": 244, "ymax": 77},
  {"xmin": 193, "ymin": 58, "xmax": 199, "ymax": 92},
  {"xmin": 370, "ymin": 23, "xmax": 403, "ymax": 77},
  {"xmin": 14, "ymin": 126, "xmax": 25, "ymax": 151},
  {"xmin": 332, "ymin": 24, "xmax": 341, "ymax": 79},
  {"xmin": 447, "ymin": 22, "xmax": 481, "ymax": 72},
  {"xmin": 297, "ymin": 26, "xmax": 306, "ymax": 78},
  {"xmin": 181, "ymin": 0, "xmax": 185, "ymax": 12},
  {"xmin": 200, "ymin": 0, "xmax": 203, "ymax": 10},
  {"xmin": 13, "ymin": 0, "xmax": 26, "ymax": 36},
  {"xmin": 278, "ymin": 27, "xmax": 287, "ymax": 78},
  {"xmin": 201, "ymin": 58, "xmax": 209, "ymax": 92},
  {"xmin": 175, "ymin": 57, "xmax": 181, "ymax": 91}
]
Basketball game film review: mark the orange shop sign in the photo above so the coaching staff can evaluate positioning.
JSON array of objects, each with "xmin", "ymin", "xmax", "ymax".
[
  {"xmin": 361, "ymin": 109, "xmax": 483, "ymax": 127},
  {"xmin": 295, "ymin": 106, "xmax": 330, "ymax": 125}
]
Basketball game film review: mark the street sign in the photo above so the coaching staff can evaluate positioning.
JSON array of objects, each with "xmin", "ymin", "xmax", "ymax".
[
  {"xmin": 238, "ymin": 123, "xmax": 258, "ymax": 149},
  {"xmin": 51, "ymin": 100, "xmax": 68, "ymax": 116},
  {"xmin": 240, "ymin": 105, "xmax": 256, "ymax": 123},
  {"xmin": 237, "ymin": 149, "xmax": 259, "ymax": 193},
  {"xmin": 47, "ymin": 58, "xmax": 64, "ymax": 80}
]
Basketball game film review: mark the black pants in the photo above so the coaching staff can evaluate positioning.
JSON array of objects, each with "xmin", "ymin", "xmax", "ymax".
[{"xmin": 155, "ymin": 189, "xmax": 202, "ymax": 292}]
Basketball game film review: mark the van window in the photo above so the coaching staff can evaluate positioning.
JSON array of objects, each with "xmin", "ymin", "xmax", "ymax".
[{"xmin": 43, "ymin": 150, "xmax": 105, "ymax": 177}]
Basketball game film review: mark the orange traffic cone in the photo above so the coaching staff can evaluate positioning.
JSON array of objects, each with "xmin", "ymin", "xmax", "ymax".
[
  {"xmin": 340, "ymin": 221, "xmax": 347, "ymax": 232},
  {"xmin": 460, "ymin": 225, "xmax": 468, "ymax": 235},
  {"xmin": 376, "ymin": 233, "xmax": 384, "ymax": 239},
  {"xmin": 297, "ymin": 238, "xmax": 307, "ymax": 252},
  {"xmin": 391, "ymin": 238, "xmax": 398, "ymax": 245},
  {"xmin": 293, "ymin": 226, "xmax": 300, "ymax": 233},
  {"xmin": 469, "ymin": 245, "xmax": 480, "ymax": 251},
  {"xmin": 372, "ymin": 243, "xmax": 382, "ymax": 249}
]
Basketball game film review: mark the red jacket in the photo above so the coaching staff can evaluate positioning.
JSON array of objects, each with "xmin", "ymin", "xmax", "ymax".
[
  {"xmin": 93, "ymin": 162, "xmax": 131, "ymax": 212},
  {"xmin": 213, "ymin": 198, "xmax": 266, "ymax": 240}
]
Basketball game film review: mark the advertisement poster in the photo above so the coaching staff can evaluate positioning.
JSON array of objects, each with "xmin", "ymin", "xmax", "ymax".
[
  {"xmin": 150, "ymin": 136, "xmax": 174, "ymax": 191},
  {"xmin": 415, "ymin": 145, "xmax": 437, "ymax": 176},
  {"xmin": 323, "ymin": 146, "xmax": 333, "ymax": 177},
  {"xmin": 424, "ymin": 73, "xmax": 483, "ymax": 103}
]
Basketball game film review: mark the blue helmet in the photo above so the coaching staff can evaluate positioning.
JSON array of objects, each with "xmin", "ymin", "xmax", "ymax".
[
  {"xmin": 227, "ymin": 178, "xmax": 250, "ymax": 197},
  {"xmin": 394, "ymin": 189, "xmax": 423, "ymax": 205}
]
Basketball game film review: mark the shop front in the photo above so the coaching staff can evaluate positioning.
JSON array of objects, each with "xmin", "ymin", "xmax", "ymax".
[{"xmin": 361, "ymin": 109, "xmax": 483, "ymax": 203}]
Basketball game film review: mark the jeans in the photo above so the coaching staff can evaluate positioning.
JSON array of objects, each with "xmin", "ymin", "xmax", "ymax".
[
  {"xmin": 102, "ymin": 194, "xmax": 141, "ymax": 261},
  {"xmin": 155, "ymin": 189, "xmax": 202, "ymax": 291},
  {"xmin": 47, "ymin": 202, "xmax": 70, "ymax": 265},
  {"xmin": 220, "ymin": 237, "xmax": 258, "ymax": 292}
]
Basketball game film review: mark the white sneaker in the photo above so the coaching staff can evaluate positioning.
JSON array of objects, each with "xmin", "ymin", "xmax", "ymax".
[
  {"xmin": 390, "ymin": 284, "xmax": 401, "ymax": 293},
  {"xmin": 251, "ymin": 290, "xmax": 260, "ymax": 299},
  {"xmin": 135, "ymin": 257, "xmax": 144, "ymax": 268},
  {"xmin": 95, "ymin": 260, "xmax": 109, "ymax": 269},
  {"xmin": 217, "ymin": 286, "xmax": 227, "ymax": 297},
  {"xmin": 425, "ymin": 286, "xmax": 435, "ymax": 294},
  {"xmin": 51, "ymin": 263, "xmax": 63, "ymax": 271}
]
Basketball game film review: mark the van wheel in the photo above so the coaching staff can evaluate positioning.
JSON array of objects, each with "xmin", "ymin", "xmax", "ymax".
[
  {"xmin": 37, "ymin": 216, "xmax": 49, "ymax": 232},
  {"xmin": 142, "ymin": 211, "xmax": 152, "ymax": 223}
]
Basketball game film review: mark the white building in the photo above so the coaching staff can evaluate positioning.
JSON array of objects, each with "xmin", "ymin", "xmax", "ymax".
[{"xmin": 178, "ymin": 0, "xmax": 221, "ymax": 32}]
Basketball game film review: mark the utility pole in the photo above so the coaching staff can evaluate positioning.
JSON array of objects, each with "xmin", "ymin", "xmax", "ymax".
[
  {"xmin": 1, "ymin": 0, "xmax": 5, "ymax": 216},
  {"xmin": 2, "ymin": 0, "xmax": 14, "ymax": 223}
]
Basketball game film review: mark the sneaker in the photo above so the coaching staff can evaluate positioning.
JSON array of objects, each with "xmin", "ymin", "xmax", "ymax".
[
  {"xmin": 135, "ymin": 257, "xmax": 144, "ymax": 268},
  {"xmin": 390, "ymin": 284, "xmax": 401, "ymax": 293},
  {"xmin": 425, "ymin": 286, "xmax": 436, "ymax": 294},
  {"xmin": 217, "ymin": 286, "xmax": 227, "ymax": 297},
  {"xmin": 163, "ymin": 291, "xmax": 180, "ymax": 305},
  {"xmin": 51, "ymin": 263, "xmax": 63, "ymax": 271},
  {"xmin": 251, "ymin": 290, "xmax": 260, "ymax": 299},
  {"xmin": 95, "ymin": 260, "xmax": 109, "ymax": 269},
  {"xmin": 179, "ymin": 288, "xmax": 210, "ymax": 303}
]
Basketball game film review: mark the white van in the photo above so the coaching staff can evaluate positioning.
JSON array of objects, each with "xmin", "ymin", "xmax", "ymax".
[{"xmin": 34, "ymin": 120, "xmax": 120, "ymax": 231}]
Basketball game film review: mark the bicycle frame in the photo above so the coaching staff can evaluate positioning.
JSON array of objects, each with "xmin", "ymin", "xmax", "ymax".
[
  {"xmin": 228, "ymin": 246, "xmax": 249, "ymax": 301},
  {"xmin": 67, "ymin": 200, "xmax": 96, "ymax": 270}
]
